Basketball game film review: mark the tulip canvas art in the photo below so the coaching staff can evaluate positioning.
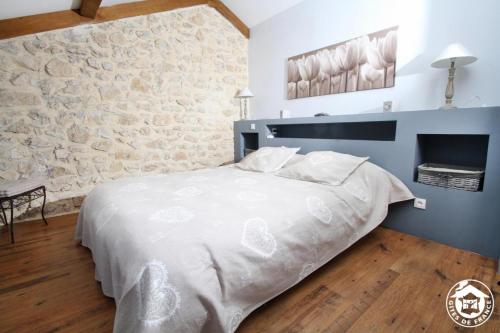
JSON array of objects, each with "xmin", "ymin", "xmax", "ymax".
[{"xmin": 287, "ymin": 27, "xmax": 398, "ymax": 99}]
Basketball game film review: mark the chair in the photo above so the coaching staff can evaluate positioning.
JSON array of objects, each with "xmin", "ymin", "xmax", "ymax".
[{"xmin": 0, "ymin": 179, "xmax": 48, "ymax": 243}]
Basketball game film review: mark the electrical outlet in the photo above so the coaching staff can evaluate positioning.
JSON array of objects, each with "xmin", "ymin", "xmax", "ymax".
[
  {"xmin": 414, "ymin": 198, "xmax": 427, "ymax": 210},
  {"xmin": 383, "ymin": 101, "xmax": 393, "ymax": 112},
  {"xmin": 250, "ymin": 123, "xmax": 256, "ymax": 130}
]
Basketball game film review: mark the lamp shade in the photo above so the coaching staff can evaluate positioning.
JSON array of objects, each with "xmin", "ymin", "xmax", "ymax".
[
  {"xmin": 237, "ymin": 87, "xmax": 254, "ymax": 98},
  {"xmin": 431, "ymin": 43, "xmax": 477, "ymax": 68}
]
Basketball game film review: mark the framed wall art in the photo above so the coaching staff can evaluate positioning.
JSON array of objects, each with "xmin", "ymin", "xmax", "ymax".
[{"xmin": 287, "ymin": 26, "xmax": 398, "ymax": 99}]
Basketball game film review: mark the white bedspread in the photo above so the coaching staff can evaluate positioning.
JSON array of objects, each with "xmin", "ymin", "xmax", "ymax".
[{"xmin": 75, "ymin": 163, "xmax": 413, "ymax": 332}]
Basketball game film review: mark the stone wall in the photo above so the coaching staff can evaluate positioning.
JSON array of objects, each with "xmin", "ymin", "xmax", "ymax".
[{"xmin": 0, "ymin": 6, "xmax": 248, "ymax": 221}]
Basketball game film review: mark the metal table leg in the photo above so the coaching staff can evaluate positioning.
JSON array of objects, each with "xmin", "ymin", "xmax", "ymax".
[
  {"xmin": 9, "ymin": 199, "xmax": 14, "ymax": 244},
  {"xmin": 41, "ymin": 186, "xmax": 48, "ymax": 225},
  {"xmin": 0, "ymin": 200, "xmax": 7, "ymax": 226}
]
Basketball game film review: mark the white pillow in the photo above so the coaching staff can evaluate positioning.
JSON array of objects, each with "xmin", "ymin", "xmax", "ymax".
[
  {"xmin": 276, "ymin": 150, "xmax": 369, "ymax": 185},
  {"xmin": 236, "ymin": 146, "xmax": 300, "ymax": 173},
  {"xmin": 343, "ymin": 161, "xmax": 414, "ymax": 204},
  {"xmin": 282, "ymin": 153, "xmax": 305, "ymax": 168}
]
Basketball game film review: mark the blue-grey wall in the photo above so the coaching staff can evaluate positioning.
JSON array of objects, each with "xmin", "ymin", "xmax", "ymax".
[
  {"xmin": 248, "ymin": 0, "xmax": 500, "ymax": 119},
  {"xmin": 234, "ymin": 107, "xmax": 500, "ymax": 259}
]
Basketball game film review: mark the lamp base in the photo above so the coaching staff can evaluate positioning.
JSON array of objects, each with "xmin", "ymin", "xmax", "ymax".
[
  {"xmin": 439, "ymin": 104, "xmax": 458, "ymax": 110},
  {"xmin": 440, "ymin": 62, "xmax": 457, "ymax": 111}
]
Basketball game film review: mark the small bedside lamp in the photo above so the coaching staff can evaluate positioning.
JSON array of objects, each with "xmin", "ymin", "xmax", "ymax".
[
  {"xmin": 431, "ymin": 43, "xmax": 477, "ymax": 109},
  {"xmin": 236, "ymin": 87, "xmax": 254, "ymax": 119}
]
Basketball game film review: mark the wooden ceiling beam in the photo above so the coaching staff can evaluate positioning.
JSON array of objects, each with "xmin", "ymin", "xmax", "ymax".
[
  {"xmin": 0, "ymin": 0, "xmax": 249, "ymax": 40},
  {"xmin": 97, "ymin": 0, "xmax": 208, "ymax": 21},
  {"xmin": 79, "ymin": 0, "xmax": 103, "ymax": 19},
  {"xmin": 207, "ymin": 0, "xmax": 249, "ymax": 39},
  {"xmin": 0, "ymin": 10, "xmax": 93, "ymax": 40}
]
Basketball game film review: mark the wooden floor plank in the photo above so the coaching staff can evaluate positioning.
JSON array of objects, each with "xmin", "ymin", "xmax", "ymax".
[
  {"xmin": 239, "ymin": 230, "xmax": 403, "ymax": 333},
  {"xmin": 0, "ymin": 215, "xmax": 498, "ymax": 333},
  {"xmin": 324, "ymin": 269, "xmax": 400, "ymax": 333}
]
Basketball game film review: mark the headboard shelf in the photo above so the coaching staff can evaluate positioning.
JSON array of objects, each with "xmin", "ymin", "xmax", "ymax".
[
  {"xmin": 234, "ymin": 107, "xmax": 500, "ymax": 259},
  {"xmin": 240, "ymin": 132, "xmax": 259, "ymax": 157},
  {"xmin": 413, "ymin": 134, "xmax": 489, "ymax": 191},
  {"xmin": 267, "ymin": 120, "xmax": 396, "ymax": 141},
  {"xmin": 414, "ymin": 134, "xmax": 489, "ymax": 169}
]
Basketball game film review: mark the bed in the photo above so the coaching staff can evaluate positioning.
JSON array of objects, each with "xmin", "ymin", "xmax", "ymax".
[{"xmin": 75, "ymin": 156, "xmax": 413, "ymax": 332}]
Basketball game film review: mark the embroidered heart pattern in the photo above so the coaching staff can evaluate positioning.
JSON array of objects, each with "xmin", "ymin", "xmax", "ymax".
[
  {"xmin": 138, "ymin": 261, "xmax": 180, "ymax": 327},
  {"xmin": 229, "ymin": 310, "xmax": 244, "ymax": 332},
  {"xmin": 119, "ymin": 182, "xmax": 149, "ymax": 193},
  {"xmin": 298, "ymin": 263, "xmax": 316, "ymax": 281},
  {"xmin": 149, "ymin": 206, "xmax": 194, "ymax": 224},
  {"xmin": 95, "ymin": 202, "xmax": 118, "ymax": 233},
  {"xmin": 307, "ymin": 153, "xmax": 333, "ymax": 165},
  {"xmin": 242, "ymin": 218, "xmax": 277, "ymax": 257},
  {"xmin": 174, "ymin": 186, "xmax": 203, "ymax": 197},
  {"xmin": 238, "ymin": 269, "xmax": 253, "ymax": 288},
  {"xmin": 343, "ymin": 180, "xmax": 368, "ymax": 202},
  {"xmin": 234, "ymin": 178, "xmax": 258, "ymax": 187},
  {"xmin": 237, "ymin": 191, "xmax": 268, "ymax": 202},
  {"xmin": 306, "ymin": 196, "xmax": 332, "ymax": 224}
]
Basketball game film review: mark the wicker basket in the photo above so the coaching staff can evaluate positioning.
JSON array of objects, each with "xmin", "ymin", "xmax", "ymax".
[{"xmin": 417, "ymin": 163, "xmax": 484, "ymax": 192}]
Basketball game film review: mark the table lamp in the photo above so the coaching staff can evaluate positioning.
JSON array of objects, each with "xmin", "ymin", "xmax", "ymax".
[
  {"xmin": 236, "ymin": 88, "xmax": 254, "ymax": 119},
  {"xmin": 431, "ymin": 43, "xmax": 477, "ymax": 109}
]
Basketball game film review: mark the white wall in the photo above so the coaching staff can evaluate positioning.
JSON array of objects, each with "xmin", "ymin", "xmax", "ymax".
[
  {"xmin": 219, "ymin": 0, "xmax": 304, "ymax": 27},
  {"xmin": 248, "ymin": 0, "xmax": 500, "ymax": 119}
]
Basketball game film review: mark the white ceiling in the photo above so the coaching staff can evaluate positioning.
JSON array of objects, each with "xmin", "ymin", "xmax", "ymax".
[
  {"xmin": 220, "ymin": 0, "xmax": 304, "ymax": 27},
  {"xmin": 0, "ymin": 0, "xmax": 304, "ymax": 28}
]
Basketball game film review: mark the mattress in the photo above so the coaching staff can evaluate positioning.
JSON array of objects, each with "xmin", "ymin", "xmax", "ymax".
[{"xmin": 75, "ymin": 163, "xmax": 413, "ymax": 332}]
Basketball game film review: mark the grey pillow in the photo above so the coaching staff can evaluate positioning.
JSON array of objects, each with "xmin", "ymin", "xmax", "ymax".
[
  {"xmin": 236, "ymin": 146, "xmax": 300, "ymax": 173},
  {"xmin": 276, "ymin": 150, "xmax": 369, "ymax": 185}
]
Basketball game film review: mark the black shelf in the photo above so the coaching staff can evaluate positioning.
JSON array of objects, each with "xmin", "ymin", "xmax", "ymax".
[
  {"xmin": 267, "ymin": 121, "xmax": 396, "ymax": 141},
  {"xmin": 241, "ymin": 132, "xmax": 258, "ymax": 156}
]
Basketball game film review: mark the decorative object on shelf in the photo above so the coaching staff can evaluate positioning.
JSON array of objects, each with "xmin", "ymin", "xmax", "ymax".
[
  {"xmin": 287, "ymin": 26, "xmax": 398, "ymax": 100},
  {"xmin": 280, "ymin": 109, "xmax": 291, "ymax": 119},
  {"xmin": 314, "ymin": 112, "xmax": 330, "ymax": 117},
  {"xmin": 431, "ymin": 43, "xmax": 477, "ymax": 109},
  {"xmin": 236, "ymin": 87, "xmax": 254, "ymax": 119}
]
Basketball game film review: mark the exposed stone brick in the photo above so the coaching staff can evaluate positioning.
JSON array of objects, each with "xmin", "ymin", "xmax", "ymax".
[{"xmin": 0, "ymin": 6, "xmax": 248, "ymax": 221}]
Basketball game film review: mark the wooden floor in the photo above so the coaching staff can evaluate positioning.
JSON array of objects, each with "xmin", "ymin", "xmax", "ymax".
[{"xmin": 0, "ymin": 215, "xmax": 498, "ymax": 333}]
